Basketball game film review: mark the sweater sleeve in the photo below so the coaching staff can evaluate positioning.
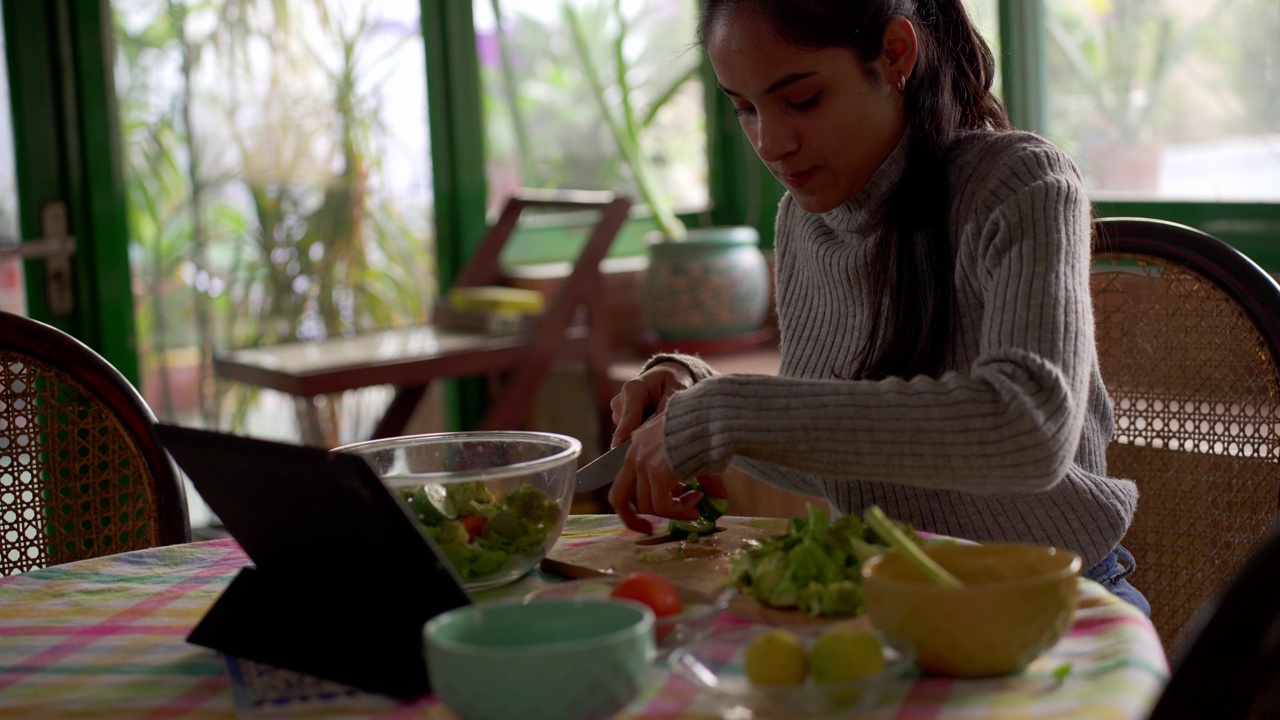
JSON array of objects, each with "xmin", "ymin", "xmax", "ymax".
[
  {"xmin": 661, "ymin": 146, "xmax": 1095, "ymax": 494},
  {"xmin": 640, "ymin": 353, "xmax": 718, "ymax": 382}
]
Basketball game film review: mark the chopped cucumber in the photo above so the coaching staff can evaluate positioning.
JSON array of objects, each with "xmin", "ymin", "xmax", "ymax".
[
  {"xmin": 668, "ymin": 516, "xmax": 718, "ymax": 540},
  {"xmin": 666, "ymin": 479, "xmax": 730, "ymax": 539},
  {"xmin": 696, "ymin": 494, "xmax": 730, "ymax": 522}
]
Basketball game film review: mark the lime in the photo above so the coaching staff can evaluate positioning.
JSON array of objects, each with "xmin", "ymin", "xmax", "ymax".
[
  {"xmin": 743, "ymin": 628, "xmax": 808, "ymax": 686},
  {"xmin": 809, "ymin": 623, "xmax": 886, "ymax": 683}
]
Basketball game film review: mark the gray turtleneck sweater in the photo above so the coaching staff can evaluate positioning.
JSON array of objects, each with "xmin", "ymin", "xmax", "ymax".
[{"xmin": 650, "ymin": 130, "xmax": 1136, "ymax": 568}]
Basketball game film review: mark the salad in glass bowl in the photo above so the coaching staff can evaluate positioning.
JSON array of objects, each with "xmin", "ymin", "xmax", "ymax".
[{"xmin": 335, "ymin": 431, "xmax": 580, "ymax": 591}]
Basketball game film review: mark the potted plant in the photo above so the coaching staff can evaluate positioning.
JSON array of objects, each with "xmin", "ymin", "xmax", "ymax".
[
  {"xmin": 1045, "ymin": 0, "xmax": 1235, "ymax": 193},
  {"xmin": 563, "ymin": 0, "xmax": 771, "ymax": 344}
]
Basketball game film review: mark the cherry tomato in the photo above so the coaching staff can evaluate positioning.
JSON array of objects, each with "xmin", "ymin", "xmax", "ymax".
[
  {"xmin": 610, "ymin": 571, "xmax": 683, "ymax": 618},
  {"xmin": 461, "ymin": 515, "xmax": 488, "ymax": 541}
]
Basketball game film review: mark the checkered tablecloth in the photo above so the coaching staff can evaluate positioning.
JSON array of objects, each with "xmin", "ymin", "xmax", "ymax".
[{"xmin": 0, "ymin": 516, "xmax": 1170, "ymax": 718}]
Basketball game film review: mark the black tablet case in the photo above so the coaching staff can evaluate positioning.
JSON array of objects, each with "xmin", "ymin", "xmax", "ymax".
[{"xmin": 154, "ymin": 423, "xmax": 472, "ymax": 699}]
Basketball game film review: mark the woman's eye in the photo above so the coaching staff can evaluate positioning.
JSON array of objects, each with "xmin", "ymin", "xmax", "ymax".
[
  {"xmin": 788, "ymin": 94, "xmax": 820, "ymax": 111},
  {"xmin": 732, "ymin": 105, "xmax": 756, "ymax": 118}
]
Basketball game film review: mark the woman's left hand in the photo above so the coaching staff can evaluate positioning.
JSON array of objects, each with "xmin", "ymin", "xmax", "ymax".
[{"xmin": 608, "ymin": 414, "xmax": 726, "ymax": 534}]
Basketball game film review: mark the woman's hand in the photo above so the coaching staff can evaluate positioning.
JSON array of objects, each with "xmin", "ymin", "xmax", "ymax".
[
  {"xmin": 608, "ymin": 413, "xmax": 730, "ymax": 534},
  {"xmin": 608, "ymin": 360, "xmax": 727, "ymax": 534},
  {"xmin": 609, "ymin": 361, "xmax": 695, "ymax": 448}
]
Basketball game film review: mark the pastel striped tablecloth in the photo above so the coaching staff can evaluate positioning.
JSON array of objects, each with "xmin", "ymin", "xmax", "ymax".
[{"xmin": 0, "ymin": 516, "xmax": 1170, "ymax": 718}]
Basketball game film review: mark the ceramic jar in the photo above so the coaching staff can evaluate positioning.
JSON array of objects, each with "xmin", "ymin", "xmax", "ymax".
[{"xmin": 641, "ymin": 226, "xmax": 770, "ymax": 341}]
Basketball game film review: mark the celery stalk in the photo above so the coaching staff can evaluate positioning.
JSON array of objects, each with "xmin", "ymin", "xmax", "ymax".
[{"xmin": 864, "ymin": 505, "xmax": 965, "ymax": 589}]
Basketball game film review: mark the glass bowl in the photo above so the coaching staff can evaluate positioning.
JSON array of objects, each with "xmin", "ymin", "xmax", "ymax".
[
  {"xmin": 668, "ymin": 625, "xmax": 914, "ymax": 718},
  {"xmin": 525, "ymin": 578, "xmax": 737, "ymax": 655},
  {"xmin": 335, "ymin": 431, "xmax": 581, "ymax": 591}
]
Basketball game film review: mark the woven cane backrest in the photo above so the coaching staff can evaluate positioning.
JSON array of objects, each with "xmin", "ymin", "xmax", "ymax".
[
  {"xmin": 1091, "ymin": 218, "xmax": 1280, "ymax": 662},
  {"xmin": 1, "ymin": 313, "xmax": 189, "ymax": 575}
]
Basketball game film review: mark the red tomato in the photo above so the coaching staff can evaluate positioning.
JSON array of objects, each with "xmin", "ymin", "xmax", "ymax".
[
  {"xmin": 610, "ymin": 571, "xmax": 683, "ymax": 618},
  {"xmin": 461, "ymin": 515, "xmax": 488, "ymax": 541}
]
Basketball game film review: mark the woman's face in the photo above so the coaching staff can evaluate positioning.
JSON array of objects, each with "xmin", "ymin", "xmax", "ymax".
[{"xmin": 707, "ymin": 11, "xmax": 907, "ymax": 214}]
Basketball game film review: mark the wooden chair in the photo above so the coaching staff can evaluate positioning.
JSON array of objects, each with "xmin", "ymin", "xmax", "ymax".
[
  {"xmin": 1146, "ymin": 523, "xmax": 1280, "ymax": 720},
  {"xmin": 1090, "ymin": 217, "xmax": 1280, "ymax": 660},
  {"xmin": 214, "ymin": 189, "xmax": 632, "ymax": 448},
  {"xmin": 0, "ymin": 312, "xmax": 190, "ymax": 575}
]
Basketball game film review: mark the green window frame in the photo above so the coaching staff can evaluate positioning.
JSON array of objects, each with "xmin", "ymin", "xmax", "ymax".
[
  {"xmin": 475, "ymin": 0, "xmax": 1280, "ymax": 266},
  {"xmin": 8, "ymin": 0, "xmax": 1278, "ymax": 385},
  {"xmin": 997, "ymin": 0, "xmax": 1280, "ymax": 271}
]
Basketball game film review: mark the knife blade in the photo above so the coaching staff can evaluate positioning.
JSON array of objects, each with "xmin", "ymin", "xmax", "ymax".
[{"xmin": 574, "ymin": 437, "xmax": 632, "ymax": 493}]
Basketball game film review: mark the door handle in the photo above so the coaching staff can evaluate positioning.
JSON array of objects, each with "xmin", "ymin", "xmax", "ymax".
[{"xmin": 0, "ymin": 202, "xmax": 77, "ymax": 315}]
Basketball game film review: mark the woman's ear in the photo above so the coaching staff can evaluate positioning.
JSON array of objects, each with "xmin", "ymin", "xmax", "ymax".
[{"xmin": 880, "ymin": 16, "xmax": 919, "ymax": 90}]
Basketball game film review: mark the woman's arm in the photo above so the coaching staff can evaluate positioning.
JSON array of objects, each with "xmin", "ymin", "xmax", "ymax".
[{"xmin": 660, "ymin": 144, "xmax": 1094, "ymax": 494}]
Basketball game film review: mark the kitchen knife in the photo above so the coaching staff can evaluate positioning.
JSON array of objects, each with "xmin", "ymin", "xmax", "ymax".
[{"xmin": 574, "ymin": 437, "xmax": 632, "ymax": 493}]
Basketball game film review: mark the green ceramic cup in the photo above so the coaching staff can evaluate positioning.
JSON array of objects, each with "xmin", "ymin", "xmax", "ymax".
[{"xmin": 424, "ymin": 598, "xmax": 655, "ymax": 720}]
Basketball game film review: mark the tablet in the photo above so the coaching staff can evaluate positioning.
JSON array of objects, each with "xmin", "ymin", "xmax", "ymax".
[{"xmin": 154, "ymin": 422, "xmax": 471, "ymax": 699}]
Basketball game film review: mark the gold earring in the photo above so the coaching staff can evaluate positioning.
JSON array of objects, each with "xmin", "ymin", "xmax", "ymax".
[{"xmin": 897, "ymin": 74, "xmax": 907, "ymax": 93}]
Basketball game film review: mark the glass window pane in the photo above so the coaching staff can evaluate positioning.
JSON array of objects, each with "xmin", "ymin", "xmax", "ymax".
[
  {"xmin": 1046, "ymin": 0, "xmax": 1280, "ymax": 200},
  {"xmin": 474, "ymin": 0, "xmax": 708, "ymax": 218},
  {"xmin": 0, "ymin": 14, "xmax": 25, "ymax": 316},
  {"xmin": 113, "ymin": 0, "xmax": 433, "ymax": 441}
]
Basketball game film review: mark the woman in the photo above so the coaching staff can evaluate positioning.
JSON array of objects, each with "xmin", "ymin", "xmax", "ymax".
[{"xmin": 607, "ymin": 0, "xmax": 1149, "ymax": 613}]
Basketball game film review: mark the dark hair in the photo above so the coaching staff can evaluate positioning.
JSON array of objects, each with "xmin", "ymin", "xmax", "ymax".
[{"xmin": 698, "ymin": 0, "xmax": 1011, "ymax": 380}]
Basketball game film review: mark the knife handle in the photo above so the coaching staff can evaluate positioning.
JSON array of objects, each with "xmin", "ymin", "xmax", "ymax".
[{"xmin": 539, "ymin": 557, "xmax": 616, "ymax": 580}]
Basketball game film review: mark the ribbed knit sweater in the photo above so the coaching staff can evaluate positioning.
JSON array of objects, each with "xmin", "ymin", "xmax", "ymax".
[{"xmin": 651, "ymin": 130, "xmax": 1137, "ymax": 568}]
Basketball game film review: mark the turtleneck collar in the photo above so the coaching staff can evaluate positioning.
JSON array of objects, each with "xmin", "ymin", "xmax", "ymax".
[{"xmin": 819, "ymin": 131, "xmax": 910, "ymax": 235}]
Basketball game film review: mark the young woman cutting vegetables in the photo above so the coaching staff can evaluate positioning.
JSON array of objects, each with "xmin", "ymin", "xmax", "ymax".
[{"xmin": 607, "ymin": 0, "xmax": 1149, "ymax": 614}]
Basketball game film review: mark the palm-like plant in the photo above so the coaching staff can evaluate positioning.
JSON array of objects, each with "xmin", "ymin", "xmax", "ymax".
[
  {"xmin": 1046, "ymin": 0, "xmax": 1237, "ymax": 145},
  {"xmin": 562, "ymin": 0, "xmax": 697, "ymax": 240},
  {"xmin": 115, "ymin": 0, "xmax": 433, "ymax": 433}
]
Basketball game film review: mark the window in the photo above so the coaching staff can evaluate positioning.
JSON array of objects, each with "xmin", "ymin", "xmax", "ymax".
[
  {"xmin": 1045, "ymin": 0, "xmax": 1280, "ymax": 200},
  {"xmin": 0, "ymin": 14, "xmax": 22, "ymax": 316},
  {"xmin": 474, "ymin": 0, "xmax": 708, "ymax": 225},
  {"xmin": 113, "ymin": 0, "xmax": 434, "ymax": 438},
  {"xmin": 968, "ymin": 0, "xmax": 1001, "ymax": 94}
]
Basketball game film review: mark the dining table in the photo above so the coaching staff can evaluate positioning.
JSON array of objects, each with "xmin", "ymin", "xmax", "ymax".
[{"xmin": 0, "ymin": 514, "xmax": 1171, "ymax": 719}]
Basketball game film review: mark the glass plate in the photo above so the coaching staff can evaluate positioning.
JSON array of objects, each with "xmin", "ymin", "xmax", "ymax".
[
  {"xmin": 668, "ymin": 626, "xmax": 915, "ymax": 719},
  {"xmin": 525, "ymin": 578, "xmax": 737, "ymax": 655}
]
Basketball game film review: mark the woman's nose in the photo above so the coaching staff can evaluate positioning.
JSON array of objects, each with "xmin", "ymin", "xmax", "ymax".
[{"xmin": 753, "ymin": 116, "xmax": 797, "ymax": 162}]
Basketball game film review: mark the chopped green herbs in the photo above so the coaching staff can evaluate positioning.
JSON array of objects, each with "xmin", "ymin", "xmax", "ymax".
[{"xmin": 729, "ymin": 505, "xmax": 923, "ymax": 618}]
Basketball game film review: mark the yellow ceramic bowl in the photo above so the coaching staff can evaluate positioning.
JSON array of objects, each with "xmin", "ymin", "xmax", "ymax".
[{"xmin": 861, "ymin": 543, "xmax": 1081, "ymax": 678}]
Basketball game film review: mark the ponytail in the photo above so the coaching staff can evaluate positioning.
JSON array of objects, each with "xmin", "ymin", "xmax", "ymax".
[
  {"xmin": 699, "ymin": 0, "xmax": 1010, "ymax": 380},
  {"xmin": 867, "ymin": 0, "xmax": 1009, "ymax": 379}
]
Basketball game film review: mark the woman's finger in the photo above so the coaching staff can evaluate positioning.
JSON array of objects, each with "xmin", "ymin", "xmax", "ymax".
[
  {"xmin": 608, "ymin": 458, "xmax": 652, "ymax": 534},
  {"xmin": 610, "ymin": 380, "xmax": 652, "ymax": 448}
]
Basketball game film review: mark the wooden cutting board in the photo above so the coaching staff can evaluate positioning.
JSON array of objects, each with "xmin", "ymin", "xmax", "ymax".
[{"xmin": 545, "ymin": 516, "xmax": 855, "ymax": 627}]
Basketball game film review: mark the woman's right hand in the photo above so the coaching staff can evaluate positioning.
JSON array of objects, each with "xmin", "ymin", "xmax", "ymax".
[{"xmin": 609, "ymin": 361, "xmax": 695, "ymax": 448}]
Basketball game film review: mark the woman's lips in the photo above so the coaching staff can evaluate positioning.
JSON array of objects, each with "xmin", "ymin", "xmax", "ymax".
[{"xmin": 778, "ymin": 167, "xmax": 818, "ymax": 189}]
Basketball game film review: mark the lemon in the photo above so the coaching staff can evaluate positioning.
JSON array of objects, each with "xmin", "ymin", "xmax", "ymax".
[
  {"xmin": 743, "ymin": 628, "xmax": 808, "ymax": 686},
  {"xmin": 809, "ymin": 623, "xmax": 886, "ymax": 684}
]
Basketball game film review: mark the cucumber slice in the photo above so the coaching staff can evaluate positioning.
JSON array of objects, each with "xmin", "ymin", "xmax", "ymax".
[
  {"xmin": 667, "ymin": 516, "xmax": 718, "ymax": 540},
  {"xmin": 666, "ymin": 479, "xmax": 731, "ymax": 539},
  {"xmin": 696, "ymin": 494, "xmax": 730, "ymax": 522}
]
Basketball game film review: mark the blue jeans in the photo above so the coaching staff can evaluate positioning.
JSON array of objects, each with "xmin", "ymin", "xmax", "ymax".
[{"xmin": 1084, "ymin": 545, "xmax": 1151, "ymax": 617}]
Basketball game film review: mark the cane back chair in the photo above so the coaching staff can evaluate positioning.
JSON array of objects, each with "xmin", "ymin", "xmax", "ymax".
[
  {"xmin": 1090, "ymin": 217, "xmax": 1280, "ymax": 660},
  {"xmin": 1147, "ymin": 523, "xmax": 1280, "ymax": 720},
  {"xmin": 1, "ymin": 312, "xmax": 190, "ymax": 575}
]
